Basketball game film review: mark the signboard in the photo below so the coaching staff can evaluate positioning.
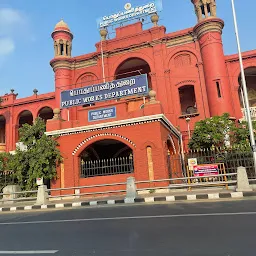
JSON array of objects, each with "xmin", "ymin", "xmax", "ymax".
[
  {"xmin": 88, "ymin": 106, "xmax": 116, "ymax": 122},
  {"xmin": 188, "ymin": 158, "xmax": 197, "ymax": 171},
  {"xmin": 61, "ymin": 74, "xmax": 148, "ymax": 109},
  {"xmin": 193, "ymin": 164, "xmax": 219, "ymax": 177},
  {"xmin": 97, "ymin": 0, "xmax": 163, "ymax": 28}
]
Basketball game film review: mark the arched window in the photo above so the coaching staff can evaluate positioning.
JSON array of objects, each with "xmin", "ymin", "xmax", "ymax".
[
  {"xmin": 179, "ymin": 85, "xmax": 197, "ymax": 115},
  {"xmin": 18, "ymin": 110, "xmax": 33, "ymax": 128},
  {"xmin": 115, "ymin": 58, "xmax": 152, "ymax": 89},
  {"xmin": 239, "ymin": 67, "xmax": 256, "ymax": 108},
  {"xmin": 80, "ymin": 139, "xmax": 134, "ymax": 178},
  {"xmin": 38, "ymin": 107, "xmax": 54, "ymax": 122}
]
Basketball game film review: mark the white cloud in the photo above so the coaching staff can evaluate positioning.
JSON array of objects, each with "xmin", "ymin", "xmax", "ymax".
[
  {"xmin": 0, "ymin": 8, "xmax": 29, "ymax": 66},
  {"xmin": 0, "ymin": 37, "xmax": 15, "ymax": 56}
]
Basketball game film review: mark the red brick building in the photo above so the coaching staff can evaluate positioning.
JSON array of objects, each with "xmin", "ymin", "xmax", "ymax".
[{"xmin": 0, "ymin": 0, "xmax": 256, "ymax": 189}]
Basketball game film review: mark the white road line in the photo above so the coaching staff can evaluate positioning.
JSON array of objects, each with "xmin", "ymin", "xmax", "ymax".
[
  {"xmin": 0, "ymin": 250, "xmax": 58, "ymax": 254},
  {"xmin": 0, "ymin": 211, "xmax": 256, "ymax": 226}
]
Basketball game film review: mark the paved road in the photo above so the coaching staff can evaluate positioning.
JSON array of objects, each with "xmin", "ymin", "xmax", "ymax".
[{"xmin": 0, "ymin": 200, "xmax": 255, "ymax": 255}]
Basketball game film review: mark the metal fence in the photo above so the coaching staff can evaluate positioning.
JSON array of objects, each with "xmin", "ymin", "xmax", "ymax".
[
  {"xmin": 168, "ymin": 148, "xmax": 255, "ymax": 180},
  {"xmin": 80, "ymin": 156, "xmax": 134, "ymax": 178},
  {"xmin": 0, "ymin": 171, "xmax": 15, "ymax": 191}
]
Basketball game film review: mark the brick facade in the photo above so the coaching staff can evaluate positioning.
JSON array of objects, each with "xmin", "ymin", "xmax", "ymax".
[{"xmin": 1, "ymin": 1, "xmax": 256, "ymax": 189}]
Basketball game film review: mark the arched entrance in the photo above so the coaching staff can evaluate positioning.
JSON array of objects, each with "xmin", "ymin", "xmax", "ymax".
[
  {"xmin": 115, "ymin": 58, "xmax": 152, "ymax": 89},
  {"xmin": 0, "ymin": 115, "xmax": 6, "ymax": 152},
  {"xmin": 38, "ymin": 107, "xmax": 54, "ymax": 122},
  {"xmin": 79, "ymin": 139, "xmax": 134, "ymax": 178},
  {"xmin": 239, "ymin": 67, "xmax": 256, "ymax": 120}
]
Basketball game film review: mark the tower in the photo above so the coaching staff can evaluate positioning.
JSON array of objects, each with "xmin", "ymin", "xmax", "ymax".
[
  {"xmin": 50, "ymin": 19, "xmax": 73, "ymax": 120},
  {"xmin": 191, "ymin": 0, "xmax": 234, "ymax": 117}
]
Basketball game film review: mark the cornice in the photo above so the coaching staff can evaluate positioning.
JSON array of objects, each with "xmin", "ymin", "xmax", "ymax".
[
  {"xmin": 45, "ymin": 114, "xmax": 181, "ymax": 139},
  {"xmin": 166, "ymin": 34, "xmax": 195, "ymax": 48},
  {"xmin": 193, "ymin": 18, "xmax": 224, "ymax": 39}
]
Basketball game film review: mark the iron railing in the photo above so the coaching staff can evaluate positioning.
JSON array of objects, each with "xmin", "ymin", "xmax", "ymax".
[
  {"xmin": 168, "ymin": 148, "xmax": 256, "ymax": 179},
  {"xmin": 80, "ymin": 156, "xmax": 134, "ymax": 178},
  {"xmin": 0, "ymin": 171, "xmax": 15, "ymax": 191}
]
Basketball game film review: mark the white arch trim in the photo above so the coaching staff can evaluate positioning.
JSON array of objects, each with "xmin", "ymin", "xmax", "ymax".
[{"xmin": 72, "ymin": 133, "xmax": 136, "ymax": 156}]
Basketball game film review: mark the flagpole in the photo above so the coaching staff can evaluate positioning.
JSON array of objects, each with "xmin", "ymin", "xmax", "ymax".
[{"xmin": 231, "ymin": 0, "xmax": 256, "ymax": 174}]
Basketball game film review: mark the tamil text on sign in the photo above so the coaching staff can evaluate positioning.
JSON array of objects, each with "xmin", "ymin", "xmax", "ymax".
[
  {"xmin": 97, "ymin": 0, "xmax": 163, "ymax": 29},
  {"xmin": 60, "ymin": 74, "xmax": 148, "ymax": 109},
  {"xmin": 193, "ymin": 164, "xmax": 219, "ymax": 177}
]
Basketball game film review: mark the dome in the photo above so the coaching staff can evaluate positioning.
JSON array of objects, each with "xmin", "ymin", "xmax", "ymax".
[{"xmin": 54, "ymin": 19, "xmax": 70, "ymax": 31}]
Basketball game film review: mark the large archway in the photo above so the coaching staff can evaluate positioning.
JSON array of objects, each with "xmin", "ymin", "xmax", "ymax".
[
  {"xmin": 79, "ymin": 139, "xmax": 134, "ymax": 178},
  {"xmin": 115, "ymin": 58, "xmax": 152, "ymax": 89},
  {"xmin": 38, "ymin": 107, "xmax": 54, "ymax": 122}
]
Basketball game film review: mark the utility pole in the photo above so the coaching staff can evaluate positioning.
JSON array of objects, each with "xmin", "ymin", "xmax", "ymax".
[{"xmin": 231, "ymin": 0, "xmax": 256, "ymax": 174}]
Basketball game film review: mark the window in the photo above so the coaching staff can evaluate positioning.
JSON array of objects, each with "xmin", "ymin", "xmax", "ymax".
[
  {"xmin": 216, "ymin": 81, "xmax": 222, "ymax": 98},
  {"xmin": 60, "ymin": 43, "xmax": 64, "ymax": 55},
  {"xmin": 179, "ymin": 85, "xmax": 198, "ymax": 115}
]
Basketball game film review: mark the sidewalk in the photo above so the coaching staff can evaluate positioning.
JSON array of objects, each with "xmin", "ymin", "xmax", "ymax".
[{"xmin": 1, "ymin": 187, "xmax": 256, "ymax": 213}]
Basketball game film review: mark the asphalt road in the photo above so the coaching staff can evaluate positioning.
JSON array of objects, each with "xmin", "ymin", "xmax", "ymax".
[{"xmin": 0, "ymin": 200, "xmax": 255, "ymax": 256}]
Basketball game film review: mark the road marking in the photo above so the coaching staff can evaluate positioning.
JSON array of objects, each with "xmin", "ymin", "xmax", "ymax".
[
  {"xmin": 0, "ymin": 211, "xmax": 256, "ymax": 226},
  {"xmin": 0, "ymin": 251, "xmax": 58, "ymax": 254}
]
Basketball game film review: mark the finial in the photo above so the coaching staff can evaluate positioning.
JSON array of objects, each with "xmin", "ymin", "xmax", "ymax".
[
  {"xmin": 148, "ymin": 90, "xmax": 157, "ymax": 103},
  {"xmin": 53, "ymin": 108, "xmax": 61, "ymax": 120},
  {"xmin": 100, "ymin": 28, "xmax": 108, "ymax": 41},
  {"xmin": 151, "ymin": 13, "xmax": 159, "ymax": 27},
  {"xmin": 33, "ymin": 88, "xmax": 38, "ymax": 95}
]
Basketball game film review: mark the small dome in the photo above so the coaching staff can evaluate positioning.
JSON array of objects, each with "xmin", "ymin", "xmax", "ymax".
[{"xmin": 54, "ymin": 19, "xmax": 70, "ymax": 31}]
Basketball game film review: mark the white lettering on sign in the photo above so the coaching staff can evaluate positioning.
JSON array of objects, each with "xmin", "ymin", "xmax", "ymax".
[{"xmin": 99, "ymin": 2, "xmax": 157, "ymax": 28}]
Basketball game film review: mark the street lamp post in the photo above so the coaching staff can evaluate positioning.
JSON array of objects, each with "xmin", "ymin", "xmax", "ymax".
[
  {"xmin": 186, "ymin": 117, "xmax": 191, "ymax": 140},
  {"xmin": 231, "ymin": 0, "xmax": 256, "ymax": 174}
]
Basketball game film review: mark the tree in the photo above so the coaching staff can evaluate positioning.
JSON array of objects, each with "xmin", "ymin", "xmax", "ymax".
[
  {"xmin": 234, "ymin": 120, "xmax": 256, "ymax": 148},
  {"xmin": 8, "ymin": 118, "xmax": 62, "ymax": 190},
  {"xmin": 188, "ymin": 113, "xmax": 237, "ymax": 150},
  {"xmin": 189, "ymin": 113, "xmax": 256, "ymax": 150}
]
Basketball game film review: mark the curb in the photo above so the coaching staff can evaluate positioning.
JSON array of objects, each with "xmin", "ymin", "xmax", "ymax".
[{"xmin": 1, "ymin": 191, "xmax": 256, "ymax": 212}]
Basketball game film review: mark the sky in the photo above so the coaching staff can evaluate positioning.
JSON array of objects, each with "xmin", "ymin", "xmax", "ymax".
[{"xmin": 0, "ymin": 0, "xmax": 255, "ymax": 98}]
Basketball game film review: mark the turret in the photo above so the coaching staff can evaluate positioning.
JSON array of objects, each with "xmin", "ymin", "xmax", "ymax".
[
  {"xmin": 51, "ymin": 19, "xmax": 73, "ymax": 57},
  {"xmin": 50, "ymin": 19, "xmax": 73, "ymax": 120},
  {"xmin": 191, "ymin": 0, "xmax": 234, "ymax": 116}
]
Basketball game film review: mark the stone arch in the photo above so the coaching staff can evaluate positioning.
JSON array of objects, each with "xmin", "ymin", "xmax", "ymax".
[
  {"xmin": 165, "ymin": 47, "xmax": 201, "ymax": 68},
  {"xmin": 111, "ymin": 52, "xmax": 154, "ymax": 79},
  {"xmin": 37, "ymin": 106, "xmax": 54, "ymax": 122},
  {"xmin": 237, "ymin": 66, "xmax": 256, "ymax": 109},
  {"xmin": 17, "ymin": 110, "xmax": 33, "ymax": 128},
  {"xmin": 75, "ymin": 72, "xmax": 98, "ymax": 88},
  {"xmin": 72, "ymin": 133, "xmax": 136, "ymax": 156},
  {"xmin": 167, "ymin": 134, "xmax": 177, "ymax": 154},
  {"xmin": 114, "ymin": 57, "xmax": 152, "ymax": 90},
  {"xmin": 232, "ymin": 62, "xmax": 256, "ymax": 90}
]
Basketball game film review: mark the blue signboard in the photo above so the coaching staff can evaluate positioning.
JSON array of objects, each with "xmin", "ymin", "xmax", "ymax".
[
  {"xmin": 97, "ymin": 0, "xmax": 163, "ymax": 29},
  {"xmin": 60, "ymin": 74, "xmax": 148, "ymax": 109},
  {"xmin": 88, "ymin": 107, "xmax": 116, "ymax": 122}
]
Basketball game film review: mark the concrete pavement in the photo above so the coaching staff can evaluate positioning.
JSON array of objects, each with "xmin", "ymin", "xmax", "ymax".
[{"xmin": 0, "ymin": 199, "xmax": 255, "ymax": 255}]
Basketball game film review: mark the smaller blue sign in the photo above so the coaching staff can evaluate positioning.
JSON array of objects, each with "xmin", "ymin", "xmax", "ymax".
[{"xmin": 88, "ymin": 107, "xmax": 116, "ymax": 122}]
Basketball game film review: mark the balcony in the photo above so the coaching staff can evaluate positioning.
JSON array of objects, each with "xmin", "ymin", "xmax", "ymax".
[
  {"xmin": 241, "ymin": 107, "xmax": 256, "ymax": 121},
  {"xmin": 0, "ymin": 143, "xmax": 6, "ymax": 152}
]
